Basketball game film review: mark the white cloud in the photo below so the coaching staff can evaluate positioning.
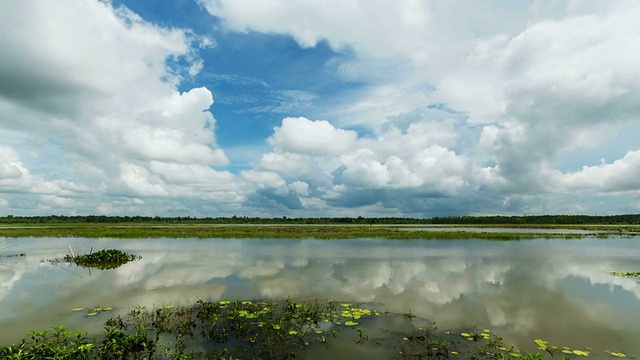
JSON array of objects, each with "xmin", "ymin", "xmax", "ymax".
[
  {"xmin": 0, "ymin": 146, "xmax": 90, "ymax": 200},
  {"xmin": 410, "ymin": 146, "xmax": 469, "ymax": 194},
  {"xmin": 340, "ymin": 149, "xmax": 390, "ymax": 189},
  {"xmin": 0, "ymin": 147, "xmax": 24, "ymax": 180},
  {"xmin": 117, "ymin": 163, "xmax": 168, "ymax": 197},
  {"xmin": 0, "ymin": 1, "xmax": 189, "ymax": 117},
  {"xmin": 559, "ymin": 150, "xmax": 640, "ymax": 192},
  {"xmin": 2, "ymin": 0, "xmax": 640, "ymax": 216},
  {"xmin": 255, "ymin": 116, "xmax": 475, "ymax": 211},
  {"xmin": 148, "ymin": 161, "xmax": 235, "ymax": 189},
  {"xmin": 199, "ymin": 0, "xmax": 533, "ymax": 127},
  {"xmin": 199, "ymin": 0, "xmax": 640, "ymax": 215},
  {"xmin": 259, "ymin": 152, "xmax": 335, "ymax": 189},
  {"xmin": 438, "ymin": 5, "xmax": 640, "ymax": 126},
  {"xmin": 268, "ymin": 117, "xmax": 357, "ymax": 156},
  {"xmin": 0, "ymin": 1, "xmax": 242, "ymax": 214},
  {"xmin": 241, "ymin": 170, "xmax": 286, "ymax": 189},
  {"xmin": 289, "ymin": 181, "xmax": 310, "ymax": 197}
]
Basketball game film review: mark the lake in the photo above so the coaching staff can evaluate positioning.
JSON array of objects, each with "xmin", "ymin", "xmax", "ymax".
[{"xmin": 1, "ymin": 236, "xmax": 639, "ymax": 358}]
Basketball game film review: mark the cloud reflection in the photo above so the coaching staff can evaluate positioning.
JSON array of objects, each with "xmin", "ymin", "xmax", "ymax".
[{"xmin": 1, "ymin": 237, "xmax": 640, "ymax": 353}]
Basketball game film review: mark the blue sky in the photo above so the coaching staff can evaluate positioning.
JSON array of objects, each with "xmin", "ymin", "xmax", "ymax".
[{"xmin": 1, "ymin": 0, "xmax": 640, "ymax": 217}]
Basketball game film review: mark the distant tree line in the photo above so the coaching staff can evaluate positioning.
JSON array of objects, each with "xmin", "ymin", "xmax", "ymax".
[
  {"xmin": 1, "ymin": 214, "xmax": 640, "ymax": 225},
  {"xmin": 430, "ymin": 214, "xmax": 640, "ymax": 225},
  {"xmin": 0, "ymin": 215, "xmax": 421, "ymax": 225}
]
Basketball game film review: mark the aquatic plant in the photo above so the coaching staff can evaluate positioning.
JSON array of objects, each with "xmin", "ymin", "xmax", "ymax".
[
  {"xmin": 0, "ymin": 325, "xmax": 96, "ymax": 359},
  {"xmin": 53, "ymin": 248, "xmax": 141, "ymax": 270},
  {"xmin": 610, "ymin": 271, "xmax": 640, "ymax": 280},
  {"xmin": 0, "ymin": 300, "xmax": 632, "ymax": 359}
]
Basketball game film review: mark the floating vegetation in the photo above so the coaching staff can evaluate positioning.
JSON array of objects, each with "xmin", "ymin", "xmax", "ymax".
[
  {"xmin": 77, "ymin": 306, "xmax": 113, "ymax": 317},
  {"xmin": 0, "ymin": 240, "xmax": 26, "ymax": 260},
  {"xmin": 610, "ymin": 271, "xmax": 640, "ymax": 280},
  {"xmin": 607, "ymin": 350, "xmax": 628, "ymax": 358},
  {"xmin": 1, "ymin": 299, "xmax": 366, "ymax": 359},
  {"xmin": 531, "ymin": 338, "xmax": 627, "ymax": 359},
  {"xmin": 0, "ymin": 299, "xmax": 632, "ymax": 359},
  {"xmin": 51, "ymin": 248, "xmax": 141, "ymax": 270}
]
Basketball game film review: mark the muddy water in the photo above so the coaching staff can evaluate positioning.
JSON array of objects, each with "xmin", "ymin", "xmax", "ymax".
[{"xmin": 1, "ymin": 236, "xmax": 639, "ymax": 357}]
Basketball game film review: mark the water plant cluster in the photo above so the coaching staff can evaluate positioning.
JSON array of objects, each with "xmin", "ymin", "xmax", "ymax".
[
  {"xmin": 610, "ymin": 271, "xmax": 640, "ymax": 280},
  {"xmin": 397, "ymin": 327, "xmax": 628, "ymax": 359},
  {"xmin": 55, "ymin": 249, "xmax": 141, "ymax": 270},
  {"xmin": 1, "ymin": 298, "xmax": 629, "ymax": 359},
  {"xmin": 0, "ymin": 299, "xmax": 374, "ymax": 359}
]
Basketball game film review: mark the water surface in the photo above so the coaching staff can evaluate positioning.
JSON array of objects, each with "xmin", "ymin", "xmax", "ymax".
[{"xmin": 1, "ymin": 236, "xmax": 639, "ymax": 357}]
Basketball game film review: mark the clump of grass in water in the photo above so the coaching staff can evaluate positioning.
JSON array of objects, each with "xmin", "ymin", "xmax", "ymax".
[
  {"xmin": 55, "ymin": 248, "xmax": 141, "ymax": 270},
  {"xmin": 610, "ymin": 271, "xmax": 640, "ymax": 280},
  {"xmin": 0, "ymin": 300, "xmax": 631, "ymax": 359},
  {"xmin": 0, "ymin": 299, "xmax": 367, "ymax": 359}
]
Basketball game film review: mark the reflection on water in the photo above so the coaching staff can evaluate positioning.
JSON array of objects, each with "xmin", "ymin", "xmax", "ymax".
[{"xmin": 1, "ymin": 236, "xmax": 640, "ymax": 356}]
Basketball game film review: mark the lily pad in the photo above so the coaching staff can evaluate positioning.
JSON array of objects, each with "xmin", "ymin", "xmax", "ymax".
[{"xmin": 607, "ymin": 351, "xmax": 627, "ymax": 358}]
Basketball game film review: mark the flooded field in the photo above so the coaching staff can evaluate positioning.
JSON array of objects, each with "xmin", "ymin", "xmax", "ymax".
[{"xmin": 1, "ymin": 235, "xmax": 639, "ymax": 358}]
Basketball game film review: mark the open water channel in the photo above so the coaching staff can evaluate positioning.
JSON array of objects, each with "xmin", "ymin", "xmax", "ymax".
[{"xmin": 1, "ymin": 235, "xmax": 639, "ymax": 358}]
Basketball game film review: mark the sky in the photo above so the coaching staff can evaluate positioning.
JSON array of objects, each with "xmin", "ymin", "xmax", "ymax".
[{"xmin": 1, "ymin": 0, "xmax": 640, "ymax": 218}]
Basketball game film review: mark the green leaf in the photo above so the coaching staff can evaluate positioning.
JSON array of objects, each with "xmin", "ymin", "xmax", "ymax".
[{"xmin": 606, "ymin": 351, "xmax": 627, "ymax": 358}]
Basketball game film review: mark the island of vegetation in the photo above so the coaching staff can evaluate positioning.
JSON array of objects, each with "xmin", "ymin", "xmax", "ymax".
[{"xmin": 49, "ymin": 248, "xmax": 142, "ymax": 270}]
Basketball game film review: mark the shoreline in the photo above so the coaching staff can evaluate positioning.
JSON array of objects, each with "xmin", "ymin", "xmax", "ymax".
[{"xmin": 1, "ymin": 223, "xmax": 638, "ymax": 239}]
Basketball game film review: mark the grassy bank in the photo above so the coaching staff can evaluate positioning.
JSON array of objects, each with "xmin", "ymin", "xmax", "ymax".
[{"xmin": 0, "ymin": 223, "xmax": 626, "ymax": 240}]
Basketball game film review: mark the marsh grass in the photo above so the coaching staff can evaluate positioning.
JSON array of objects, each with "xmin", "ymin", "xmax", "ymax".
[
  {"xmin": 50, "ymin": 249, "xmax": 141, "ymax": 270},
  {"xmin": 610, "ymin": 271, "xmax": 640, "ymax": 280},
  {"xmin": 1, "ymin": 299, "xmax": 625, "ymax": 359},
  {"xmin": 0, "ymin": 223, "xmax": 608, "ymax": 240},
  {"xmin": 0, "ymin": 299, "xmax": 362, "ymax": 359}
]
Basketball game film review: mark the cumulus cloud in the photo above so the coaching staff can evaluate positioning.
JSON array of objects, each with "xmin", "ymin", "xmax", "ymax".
[
  {"xmin": 0, "ymin": 147, "xmax": 24, "ymax": 180},
  {"xmin": 255, "ymin": 116, "xmax": 475, "ymax": 214},
  {"xmin": 339, "ymin": 149, "xmax": 390, "ymax": 189},
  {"xmin": 241, "ymin": 170, "xmax": 286, "ymax": 189},
  {"xmin": 0, "ymin": 0, "xmax": 242, "ymax": 215},
  {"xmin": 2, "ymin": 0, "xmax": 640, "ymax": 216},
  {"xmin": 268, "ymin": 117, "xmax": 357, "ymax": 156},
  {"xmin": 0, "ymin": 1, "xmax": 189, "ymax": 119},
  {"xmin": 202, "ymin": 0, "xmax": 640, "ymax": 215},
  {"xmin": 559, "ymin": 150, "xmax": 640, "ymax": 192}
]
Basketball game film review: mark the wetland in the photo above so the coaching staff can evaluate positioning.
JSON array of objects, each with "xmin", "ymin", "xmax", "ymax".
[{"xmin": 1, "ymin": 226, "xmax": 640, "ymax": 358}]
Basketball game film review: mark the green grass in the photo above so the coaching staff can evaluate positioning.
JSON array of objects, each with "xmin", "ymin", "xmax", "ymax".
[
  {"xmin": 0, "ymin": 223, "xmax": 627, "ymax": 240},
  {"xmin": 610, "ymin": 271, "xmax": 640, "ymax": 280},
  {"xmin": 50, "ymin": 249, "xmax": 142, "ymax": 270}
]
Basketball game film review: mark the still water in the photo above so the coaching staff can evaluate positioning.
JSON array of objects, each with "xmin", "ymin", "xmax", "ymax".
[{"xmin": 1, "ymin": 236, "xmax": 639, "ymax": 357}]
